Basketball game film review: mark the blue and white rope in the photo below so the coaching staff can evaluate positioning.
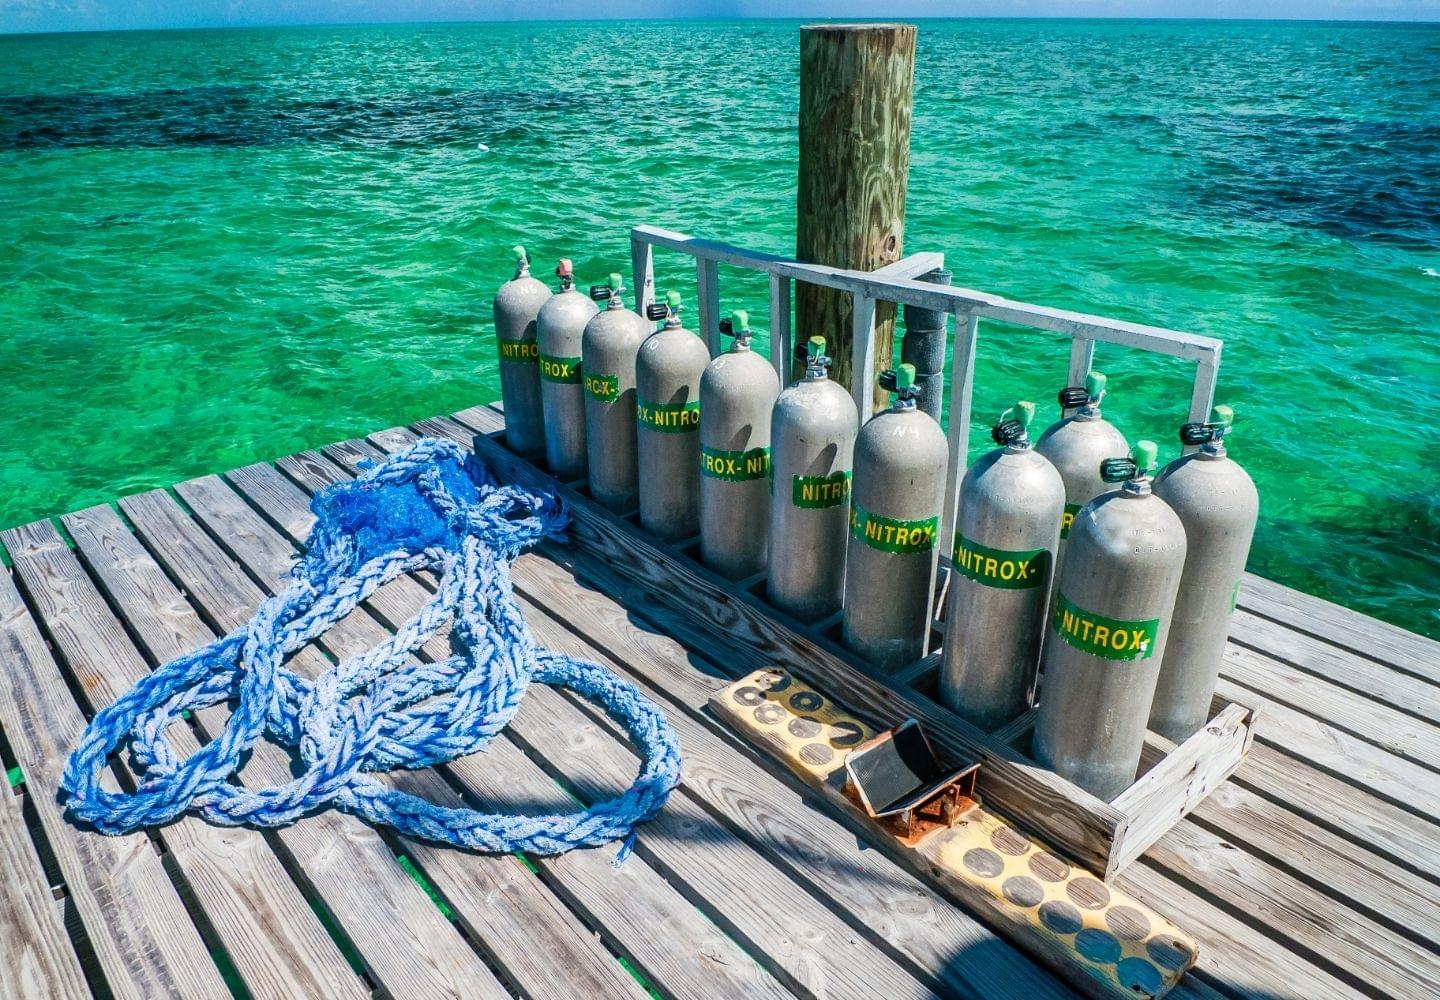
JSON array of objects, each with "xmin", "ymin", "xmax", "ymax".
[{"xmin": 61, "ymin": 438, "xmax": 681, "ymax": 858}]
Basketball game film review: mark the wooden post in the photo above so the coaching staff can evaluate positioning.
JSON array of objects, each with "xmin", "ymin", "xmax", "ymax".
[{"xmin": 796, "ymin": 23, "xmax": 916, "ymax": 401}]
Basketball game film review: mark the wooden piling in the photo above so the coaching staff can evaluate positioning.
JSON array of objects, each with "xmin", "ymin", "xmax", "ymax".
[{"xmin": 795, "ymin": 23, "xmax": 916, "ymax": 399}]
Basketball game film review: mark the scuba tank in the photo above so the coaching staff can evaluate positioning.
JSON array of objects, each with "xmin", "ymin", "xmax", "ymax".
[
  {"xmin": 699, "ymin": 310, "xmax": 781, "ymax": 581},
  {"xmin": 842, "ymin": 364, "xmax": 948, "ymax": 671},
  {"xmin": 1149, "ymin": 405, "xmax": 1259, "ymax": 742},
  {"xmin": 767, "ymin": 336, "xmax": 859, "ymax": 624},
  {"xmin": 1034, "ymin": 441, "xmax": 1187, "ymax": 801},
  {"xmin": 940, "ymin": 401, "xmax": 1065, "ymax": 730},
  {"xmin": 536, "ymin": 258, "xmax": 599, "ymax": 481},
  {"xmin": 492, "ymin": 245, "xmax": 552, "ymax": 456},
  {"xmin": 635, "ymin": 290, "xmax": 710, "ymax": 541},
  {"xmin": 581, "ymin": 273, "xmax": 650, "ymax": 513},
  {"xmin": 1034, "ymin": 371, "xmax": 1128, "ymax": 573}
]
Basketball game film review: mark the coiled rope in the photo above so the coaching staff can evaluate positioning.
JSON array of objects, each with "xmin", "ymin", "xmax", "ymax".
[{"xmin": 61, "ymin": 438, "xmax": 682, "ymax": 858}]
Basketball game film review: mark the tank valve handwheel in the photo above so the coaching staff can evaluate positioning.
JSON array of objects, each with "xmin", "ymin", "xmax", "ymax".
[
  {"xmin": 645, "ymin": 303, "xmax": 670, "ymax": 321},
  {"xmin": 1057, "ymin": 385, "xmax": 1089, "ymax": 410}
]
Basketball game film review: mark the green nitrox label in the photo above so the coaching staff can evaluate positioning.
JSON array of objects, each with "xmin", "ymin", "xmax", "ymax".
[
  {"xmin": 497, "ymin": 337, "xmax": 539, "ymax": 365},
  {"xmin": 585, "ymin": 372, "xmax": 619, "ymax": 402},
  {"xmin": 637, "ymin": 398, "xmax": 700, "ymax": 433},
  {"xmin": 952, "ymin": 536, "xmax": 1049, "ymax": 589},
  {"xmin": 851, "ymin": 503, "xmax": 938, "ymax": 554},
  {"xmin": 701, "ymin": 445, "xmax": 770, "ymax": 482},
  {"xmin": 539, "ymin": 353, "xmax": 582, "ymax": 384},
  {"xmin": 1059, "ymin": 502, "xmax": 1082, "ymax": 539},
  {"xmin": 792, "ymin": 471, "xmax": 851, "ymax": 509},
  {"xmin": 1052, "ymin": 593, "xmax": 1159, "ymax": 661}
]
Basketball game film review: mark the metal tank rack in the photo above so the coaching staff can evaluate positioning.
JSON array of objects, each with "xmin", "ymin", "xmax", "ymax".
[{"xmin": 627, "ymin": 223, "xmax": 1257, "ymax": 877}]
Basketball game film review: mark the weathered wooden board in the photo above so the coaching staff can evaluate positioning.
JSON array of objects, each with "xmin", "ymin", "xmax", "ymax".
[
  {"xmin": 165, "ymin": 470, "xmax": 796, "ymax": 1000},
  {"xmin": 3, "ymin": 519, "xmax": 370, "ymax": 1000},
  {"xmin": 0, "ymin": 736, "xmax": 90, "ymax": 999},
  {"xmin": 0, "ymin": 563, "xmax": 230, "ymax": 999},
  {"xmin": 710, "ymin": 668, "xmax": 1197, "ymax": 1000},
  {"xmin": 65, "ymin": 499, "xmax": 512, "ymax": 1000},
  {"xmin": 273, "ymin": 432, "xmax": 1081, "ymax": 1000}
]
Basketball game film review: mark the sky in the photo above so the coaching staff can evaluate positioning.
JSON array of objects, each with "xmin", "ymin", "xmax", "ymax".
[{"xmin": 2, "ymin": 0, "xmax": 1439, "ymax": 35}]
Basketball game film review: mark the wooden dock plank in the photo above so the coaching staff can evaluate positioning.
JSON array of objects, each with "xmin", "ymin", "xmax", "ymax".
[
  {"xmin": 272, "ymin": 437, "xmax": 1082, "ymax": 1000},
  {"xmin": 1230, "ymin": 609, "xmax": 1439, "ymax": 718},
  {"xmin": 66, "ymin": 500, "xmax": 512, "ymax": 1000},
  {"xmin": 0, "ymin": 729, "xmax": 91, "ymax": 1000},
  {"xmin": 1238, "ymin": 573, "xmax": 1440, "ymax": 686},
  {"xmin": 3, "ymin": 519, "xmax": 371, "ymax": 1000},
  {"xmin": 234, "ymin": 455, "xmax": 955, "ymax": 1000},
  {"xmin": 0, "ymin": 563, "xmax": 230, "ymax": 999},
  {"xmin": 445, "ymin": 405, "xmax": 1440, "ymax": 999},
  {"xmin": 167, "ymin": 471, "xmax": 796, "ymax": 1000}
]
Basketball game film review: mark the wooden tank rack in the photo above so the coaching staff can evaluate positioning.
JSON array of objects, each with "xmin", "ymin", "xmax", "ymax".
[{"xmin": 0, "ymin": 404, "xmax": 1435, "ymax": 999}]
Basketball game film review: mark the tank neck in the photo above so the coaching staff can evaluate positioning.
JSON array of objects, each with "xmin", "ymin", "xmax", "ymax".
[
  {"xmin": 803, "ymin": 364, "xmax": 828, "ymax": 381},
  {"xmin": 1121, "ymin": 477, "xmax": 1153, "ymax": 496},
  {"xmin": 891, "ymin": 396, "xmax": 917, "ymax": 411},
  {"xmin": 1075, "ymin": 403, "xmax": 1102, "ymax": 421},
  {"xmin": 605, "ymin": 295, "xmax": 625, "ymax": 310},
  {"xmin": 1003, "ymin": 437, "xmax": 1032, "ymax": 454},
  {"xmin": 729, "ymin": 335, "xmax": 752, "ymax": 353},
  {"xmin": 557, "ymin": 277, "xmax": 574, "ymax": 292},
  {"xmin": 1199, "ymin": 438, "xmax": 1227, "ymax": 459}
]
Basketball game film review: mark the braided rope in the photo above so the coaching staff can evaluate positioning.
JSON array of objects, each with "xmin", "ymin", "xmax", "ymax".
[{"xmin": 61, "ymin": 438, "xmax": 682, "ymax": 859}]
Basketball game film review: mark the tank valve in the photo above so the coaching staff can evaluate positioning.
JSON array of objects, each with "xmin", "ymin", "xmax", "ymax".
[
  {"xmin": 1180, "ymin": 404, "xmax": 1234, "ymax": 451},
  {"xmin": 555, "ymin": 258, "xmax": 574, "ymax": 289},
  {"xmin": 511, "ymin": 244, "xmax": 530, "ymax": 278},
  {"xmin": 801, "ymin": 335, "xmax": 831, "ymax": 377},
  {"xmin": 1101, "ymin": 439, "xmax": 1159, "ymax": 490},
  {"xmin": 719, "ymin": 309, "xmax": 753, "ymax": 348},
  {"xmin": 590, "ymin": 272, "xmax": 624, "ymax": 305},
  {"xmin": 878, "ymin": 363, "xmax": 921, "ymax": 407},
  {"xmin": 991, "ymin": 399, "xmax": 1036, "ymax": 446},
  {"xmin": 645, "ymin": 289, "xmax": 683, "ymax": 326}
]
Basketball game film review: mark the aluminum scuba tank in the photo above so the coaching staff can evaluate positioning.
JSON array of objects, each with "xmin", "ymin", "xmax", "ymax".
[
  {"xmin": 635, "ymin": 290, "xmax": 710, "ymax": 541},
  {"xmin": 581, "ymin": 273, "xmax": 650, "ymax": 513},
  {"xmin": 536, "ymin": 258, "xmax": 599, "ymax": 481},
  {"xmin": 940, "ymin": 401, "xmax": 1065, "ymax": 729},
  {"xmin": 1034, "ymin": 371, "xmax": 1129, "ymax": 571},
  {"xmin": 699, "ymin": 310, "xmax": 781, "ymax": 581},
  {"xmin": 1034, "ymin": 441, "xmax": 1187, "ymax": 801},
  {"xmin": 767, "ymin": 336, "xmax": 859, "ymax": 624},
  {"xmin": 493, "ymin": 245, "xmax": 552, "ymax": 455},
  {"xmin": 841, "ymin": 364, "xmax": 948, "ymax": 671},
  {"xmin": 1149, "ymin": 405, "xmax": 1259, "ymax": 742}
]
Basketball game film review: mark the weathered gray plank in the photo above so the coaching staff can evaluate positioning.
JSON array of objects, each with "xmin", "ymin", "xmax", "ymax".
[
  {"xmin": 65, "ymin": 500, "xmax": 511, "ymax": 1000},
  {"xmin": 1220, "ymin": 644, "xmax": 1440, "ymax": 772},
  {"xmin": 167, "ymin": 471, "xmax": 795, "ymax": 1000},
  {"xmin": 441, "ymin": 414, "xmax": 1132, "ymax": 877},
  {"xmin": 3, "ymin": 519, "xmax": 370, "ymax": 1000},
  {"xmin": 1230, "ymin": 609, "xmax": 1439, "ymax": 719},
  {"xmin": 214, "ymin": 463, "xmax": 665, "ymax": 1000},
  {"xmin": 277, "ymin": 435, "xmax": 1081, "ymax": 1000},
  {"xmin": 224, "ymin": 459, "xmax": 938, "ymax": 1000},
  {"xmin": 1238, "ymin": 573, "xmax": 1440, "ymax": 686},
  {"xmin": 446, "ymin": 405, "xmax": 1440, "ymax": 998},
  {"xmin": 0, "ymin": 727, "xmax": 90, "ymax": 999},
  {"xmin": 0, "ymin": 563, "xmax": 229, "ymax": 999}
]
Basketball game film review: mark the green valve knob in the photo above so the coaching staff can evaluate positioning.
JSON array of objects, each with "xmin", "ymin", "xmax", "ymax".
[
  {"xmin": 1014, "ymin": 400, "xmax": 1035, "ymax": 428},
  {"xmin": 1084, "ymin": 370, "xmax": 1107, "ymax": 400},
  {"xmin": 807, "ymin": 336, "xmax": 826, "ymax": 358},
  {"xmin": 1133, "ymin": 439, "xmax": 1158, "ymax": 473},
  {"xmin": 511, "ymin": 245, "xmax": 527, "ymax": 263},
  {"xmin": 608, "ymin": 272, "xmax": 623, "ymax": 290},
  {"xmin": 666, "ymin": 289, "xmax": 682, "ymax": 309},
  {"xmin": 730, "ymin": 309, "xmax": 750, "ymax": 332},
  {"xmin": 1211, "ymin": 404, "xmax": 1234, "ymax": 428},
  {"xmin": 896, "ymin": 363, "xmax": 916, "ymax": 391}
]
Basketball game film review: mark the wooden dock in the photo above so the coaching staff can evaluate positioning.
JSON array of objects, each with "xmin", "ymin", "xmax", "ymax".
[{"xmin": 0, "ymin": 403, "xmax": 1436, "ymax": 1000}]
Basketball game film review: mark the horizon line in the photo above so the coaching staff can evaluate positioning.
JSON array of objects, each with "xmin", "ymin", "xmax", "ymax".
[{"xmin": 4, "ymin": 13, "xmax": 1440, "ymax": 40}]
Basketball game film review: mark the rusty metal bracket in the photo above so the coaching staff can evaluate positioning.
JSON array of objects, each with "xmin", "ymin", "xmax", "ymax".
[{"xmin": 842, "ymin": 718, "xmax": 980, "ymax": 846}]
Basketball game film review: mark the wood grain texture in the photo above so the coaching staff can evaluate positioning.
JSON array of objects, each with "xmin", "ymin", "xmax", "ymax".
[
  {"xmin": 796, "ymin": 23, "xmax": 915, "ymax": 398},
  {"xmin": 0, "ymin": 726, "xmax": 90, "ymax": 999},
  {"xmin": 68, "ymin": 498, "xmax": 510, "ymax": 1000},
  {"xmin": 175, "ymin": 464, "xmax": 794, "ymax": 1000},
  {"xmin": 0, "ymin": 563, "xmax": 229, "ymax": 999},
  {"xmin": 277, "ymin": 430, "xmax": 1077, "ymax": 1000},
  {"xmin": 2, "ymin": 520, "xmax": 368, "ymax": 1000}
]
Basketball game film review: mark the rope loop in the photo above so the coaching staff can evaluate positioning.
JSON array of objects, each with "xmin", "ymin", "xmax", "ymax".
[{"xmin": 60, "ymin": 438, "xmax": 682, "ymax": 856}]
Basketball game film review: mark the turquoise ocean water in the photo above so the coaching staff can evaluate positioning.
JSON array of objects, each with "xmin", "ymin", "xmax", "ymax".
[{"xmin": 1, "ymin": 19, "xmax": 1437, "ymax": 637}]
